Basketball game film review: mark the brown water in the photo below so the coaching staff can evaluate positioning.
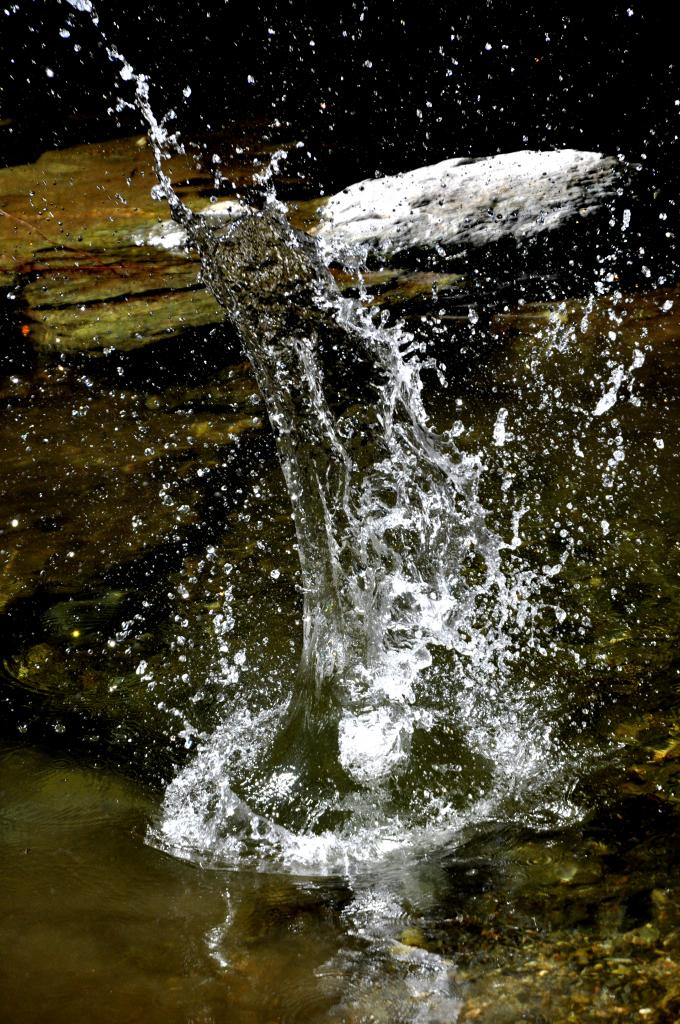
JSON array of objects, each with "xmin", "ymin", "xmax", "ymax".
[{"xmin": 0, "ymin": 742, "xmax": 359, "ymax": 1024}]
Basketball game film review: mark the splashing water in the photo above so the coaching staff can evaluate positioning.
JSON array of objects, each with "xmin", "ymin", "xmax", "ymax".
[
  {"xmin": 142, "ymin": 187, "xmax": 575, "ymax": 868},
  {"xmin": 65, "ymin": 9, "xmax": 595, "ymax": 870}
]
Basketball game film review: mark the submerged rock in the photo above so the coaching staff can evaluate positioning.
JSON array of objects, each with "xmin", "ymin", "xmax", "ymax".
[{"xmin": 0, "ymin": 359, "xmax": 261, "ymax": 612}]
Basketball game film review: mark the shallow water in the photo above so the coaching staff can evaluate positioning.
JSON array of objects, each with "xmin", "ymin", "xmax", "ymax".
[
  {"xmin": 2, "ymin": 259, "xmax": 679, "ymax": 1018},
  {"xmin": 0, "ymin": 742, "xmax": 356, "ymax": 1024}
]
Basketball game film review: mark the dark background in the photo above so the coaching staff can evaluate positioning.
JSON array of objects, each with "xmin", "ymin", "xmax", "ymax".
[{"xmin": 1, "ymin": 1, "xmax": 677, "ymax": 186}]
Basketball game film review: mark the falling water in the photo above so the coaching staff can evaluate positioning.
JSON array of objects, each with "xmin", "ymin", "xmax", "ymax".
[{"xmin": 102, "ymin": 131, "xmax": 572, "ymax": 870}]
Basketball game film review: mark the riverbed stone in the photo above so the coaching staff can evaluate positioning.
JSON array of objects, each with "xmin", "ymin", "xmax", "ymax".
[{"xmin": 0, "ymin": 359, "xmax": 261, "ymax": 613}]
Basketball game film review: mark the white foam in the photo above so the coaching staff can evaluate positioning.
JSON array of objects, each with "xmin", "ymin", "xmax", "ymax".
[{"xmin": 338, "ymin": 707, "xmax": 412, "ymax": 782}]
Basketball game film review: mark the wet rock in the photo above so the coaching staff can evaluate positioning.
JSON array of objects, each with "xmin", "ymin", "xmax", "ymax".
[
  {"xmin": 0, "ymin": 136, "xmax": 270, "ymax": 354},
  {"xmin": 25, "ymin": 279, "xmax": 222, "ymax": 355},
  {"xmin": 314, "ymin": 150, "xmax": 622, "ymax": 256},
  {"xmin": 0, "ymin": 360, "xmax": 260, "ymax": 612},
  {"xmin": 0, "ymin": 139, "xmax": 224, "ymax": 354},
  {"xmin": 20, "ymin": 252, "xmax": 222, "ymax": 354},
  {"xmin": 1, "ymin": 139, "xmax": 627, "ymax": 360}
]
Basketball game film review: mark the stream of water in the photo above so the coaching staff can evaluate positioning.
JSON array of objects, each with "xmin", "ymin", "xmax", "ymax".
[{"xmin": 101, "ymin": 70, "xmax": 572, "ymax": 871}]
